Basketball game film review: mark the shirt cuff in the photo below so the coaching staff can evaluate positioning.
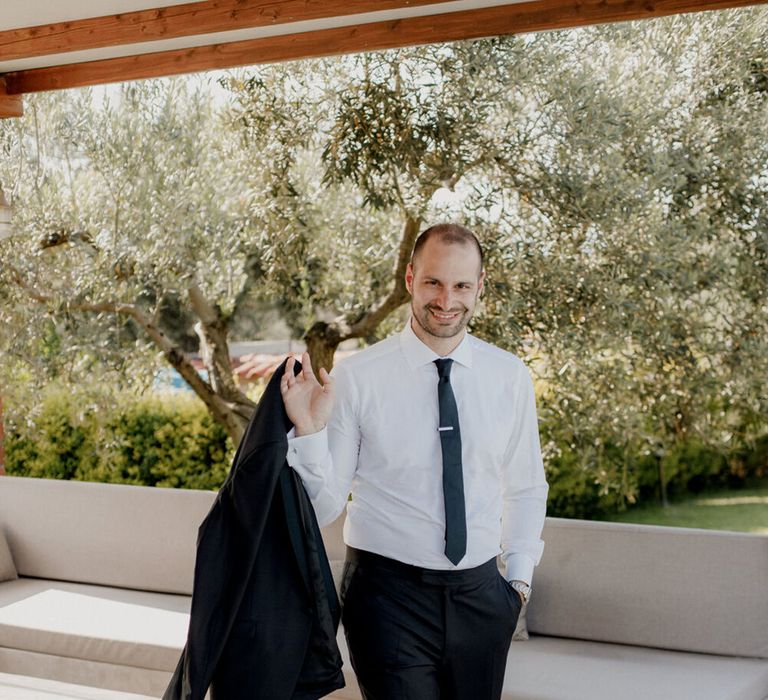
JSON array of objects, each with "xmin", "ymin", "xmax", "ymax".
[
  {"xmin": 286, "ymin": 427, "xmax": 329, "ymax": 466},
  {"xmin": 504, "ymin": 554, "xmax": 536, "ymax": 586}
]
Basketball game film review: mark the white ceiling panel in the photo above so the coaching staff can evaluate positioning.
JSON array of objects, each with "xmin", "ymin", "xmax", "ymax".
[{"xmin": 0, "ymin": 0, "xmax": 206, "ymax": 32}]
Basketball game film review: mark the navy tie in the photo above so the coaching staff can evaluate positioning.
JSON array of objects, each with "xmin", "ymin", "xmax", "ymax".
[{"xmin": 434, "ymin": 359, "xmax": 467, "ymax": 565}]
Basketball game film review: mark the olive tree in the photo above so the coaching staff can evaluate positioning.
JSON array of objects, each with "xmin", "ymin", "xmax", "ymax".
[
  {"xmin": 1, "ymin": 81, "xmax": 265, "ymax": 443},
  {"xmin": 1, "ymin": 6, "xmax": 765, "ymax": 500}
]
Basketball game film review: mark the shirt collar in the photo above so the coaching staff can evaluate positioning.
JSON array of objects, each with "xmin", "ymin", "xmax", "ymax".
[{"xmin": 400, "ymin": 317, "xmax": 474, "ymax": 371}]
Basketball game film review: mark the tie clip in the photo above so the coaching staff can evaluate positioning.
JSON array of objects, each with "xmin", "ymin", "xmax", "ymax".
[{"xmin": 438, "ymin": 426, "xmax": 454, "ymax": 431}]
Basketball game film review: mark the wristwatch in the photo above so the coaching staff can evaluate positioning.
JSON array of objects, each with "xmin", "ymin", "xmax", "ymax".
[{"xmin": 509, "ymin": 580, "xmax": 531, "ymax": 604}]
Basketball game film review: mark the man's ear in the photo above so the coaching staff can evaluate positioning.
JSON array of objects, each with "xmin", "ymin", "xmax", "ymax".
[
  {"xmin": 405, "ymin": 262, "xmax": 414, "ymax": 295},
  {"xmin": 478, "ymin": 269, "xmax": 486, "ymax": 298}
]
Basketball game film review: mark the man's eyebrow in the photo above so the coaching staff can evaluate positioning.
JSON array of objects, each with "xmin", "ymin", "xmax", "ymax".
[
  {"xmin": 422, "ymin": 276, "xmax": 477, "ymax": 284},
  {"xmin": 420, "ymin": 275, "xmax": 477, "ymax": 284}
]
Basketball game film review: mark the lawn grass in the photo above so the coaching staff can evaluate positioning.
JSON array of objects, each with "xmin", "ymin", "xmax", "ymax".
[{"xmin": 604, "ymin": 480, "xmax": 768, "ymax": 534}]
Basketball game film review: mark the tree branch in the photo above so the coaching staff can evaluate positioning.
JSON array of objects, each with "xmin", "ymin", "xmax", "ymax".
[
  {"xmin": 187, "ymin": 281, "xmax": 252, "ymax": 412},
  {"xmin": 8, "ymin": 262, "xmax": 219, "ymax": 400},
  {"xmin": 345, "ymin": 213, "xmax": 420, "ymax": 339}
]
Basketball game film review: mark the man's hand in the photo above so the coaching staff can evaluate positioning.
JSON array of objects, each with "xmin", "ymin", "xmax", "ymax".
[{"xmin": 280, "ymin": 352, "xmax": 335, "ymax": 436}]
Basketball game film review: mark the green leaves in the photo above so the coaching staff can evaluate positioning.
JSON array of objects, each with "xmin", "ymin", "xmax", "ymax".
[
  {"xmin": 1, "ymin": 7, "xmax": 766, "ymax": 512},
  {"xmin": 4, "ymin": 383, "xmax": 232, "ymax": 489}
]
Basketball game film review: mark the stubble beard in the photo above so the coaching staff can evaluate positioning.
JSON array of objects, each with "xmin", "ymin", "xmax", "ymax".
[{"xmin": 412, "ymin": 302, "xmax": 472, "ymax": 340}]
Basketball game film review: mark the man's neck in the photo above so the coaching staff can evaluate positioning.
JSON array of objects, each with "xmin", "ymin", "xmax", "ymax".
[{"xmin": 409, "ymin": 317, "xmax": 466, "ymax": 357}]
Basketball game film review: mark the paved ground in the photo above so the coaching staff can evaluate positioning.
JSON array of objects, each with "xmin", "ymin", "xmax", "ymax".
[{"xmin": 0, "ymin": 673, "xmax": 154, "ymax": 700}]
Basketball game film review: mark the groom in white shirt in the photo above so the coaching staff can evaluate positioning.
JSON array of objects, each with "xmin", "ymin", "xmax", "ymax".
[{"xmin": 281, "ymin": 223, "xmax": 548, "ymax": 700}]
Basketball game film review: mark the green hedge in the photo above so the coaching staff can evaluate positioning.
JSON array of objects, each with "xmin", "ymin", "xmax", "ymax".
[
  {"xmin": 543, "ymin": 434, "xmax": 767, "ymax": 519},
  {"xmin": 5, "ymin": 387, "xmax": 766, "ymax": 518},
  {"xmin": 5, "ymin": 387, "xmax": 232, "ymax": 491}
]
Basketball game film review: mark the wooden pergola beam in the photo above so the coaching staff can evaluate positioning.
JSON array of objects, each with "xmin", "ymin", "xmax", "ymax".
[
  {"xmin": 0, "ymin": 0, "xmax": 448, "ymax": 63},
  {"xmin": 0, "ymin": 78, "xmax": 23, "ymax": 117},
  {"xmin": 2, "ymin": 0, "xmax": 764, "ymax": 97}
]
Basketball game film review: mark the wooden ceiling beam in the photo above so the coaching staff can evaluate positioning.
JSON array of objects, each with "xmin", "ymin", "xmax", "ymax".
[
  {"xmin": 0, "ymin": 0, "xmax": 449, "ymax": 63},
  {"xmin": 2, "ymin": 0, "xmax": 764, "ymax": 97},
  {"xmin": 0, "ymin": 78, "xmax": 23, "ymax": 118}
]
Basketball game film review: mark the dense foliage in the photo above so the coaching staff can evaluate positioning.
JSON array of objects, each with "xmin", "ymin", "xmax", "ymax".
[
  {"xmin": 4, "ymin": 384, "xmax": 231, "ymax": 490},
  {"xmin": 1, "ymin": 7, "xmax": 766, "ymax": 511},
  {"xmin": 4, "ymin": 383, "xmax": 765, "ymax": 518}
]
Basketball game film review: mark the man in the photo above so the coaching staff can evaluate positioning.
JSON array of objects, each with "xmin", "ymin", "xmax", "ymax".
[{"xmin": 281, "ymin": 223, "xmax": 548, "ymax": 700}]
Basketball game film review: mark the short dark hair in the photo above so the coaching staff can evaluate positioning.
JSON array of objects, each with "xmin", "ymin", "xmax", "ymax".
[{"xmin": 411, "ymin": 223, "xmax": 484, "ymax": 269}]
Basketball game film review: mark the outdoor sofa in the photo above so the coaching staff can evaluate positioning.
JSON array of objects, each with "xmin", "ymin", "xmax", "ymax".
[{"xmin": 0, "ymin": 475, "xmax": 766, "ymax": 699}]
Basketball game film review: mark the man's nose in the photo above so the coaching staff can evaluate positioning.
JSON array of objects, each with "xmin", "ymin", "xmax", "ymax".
[{"xmin": 435, "ymin": 289, "xmax": 453, "ymax": 309}]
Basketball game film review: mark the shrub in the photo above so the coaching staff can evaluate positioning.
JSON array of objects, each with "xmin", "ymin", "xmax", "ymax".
[
  {"xmin": 4, "ymin": 383, "xmax": 765, "ymax": 519},
  {"xmin": 5, "ymin": 386, "xmax": 232, "ymax": 490}
]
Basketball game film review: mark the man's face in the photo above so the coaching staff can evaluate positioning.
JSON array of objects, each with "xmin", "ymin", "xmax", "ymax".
[{"xmin": 405, "ymin": 238, "xmax": 485, "ymax": 343}]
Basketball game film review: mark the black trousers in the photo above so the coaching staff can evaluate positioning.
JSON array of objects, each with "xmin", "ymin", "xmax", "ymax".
[{"xmin": 340, "ymin": 547, "xmax": 521, "ymax": 700}]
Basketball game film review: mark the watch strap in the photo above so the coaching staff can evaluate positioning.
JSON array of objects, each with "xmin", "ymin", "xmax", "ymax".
[{"xmin": 510, "ymin": 579, "xmax": 531, "ymax": 604}]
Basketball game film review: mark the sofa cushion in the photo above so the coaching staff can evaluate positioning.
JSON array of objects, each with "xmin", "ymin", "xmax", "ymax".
[
  {"xmin": 527, "ymin": 518, "xmax": 768, "ymax": 659},
  {"xmin": 0, "ymin": 532, "xmax": 17, "ymax": 583},
  {"xmin": 0, "ymin": 577, "xmax": 190, "ymax": 671},
  {"xmin": 329, "ymin": 629, "xmax": 768, "ymax": 700},
  {"xmin": 501, "ymin": 636, "xmax": 768, "ymax": 700},
  {"xmin": 512, "ymin": 600, "xmax": 529, "ymax": 641},
  {"xmin": 0, "ymin": 670, "xmax": 156, "ymax": 699},
  {"xmin": 0, "ymin": 477, "xmax": 214, "ymax": 594},
  {"xmin": 0, "ymin": 647, "xmax": 177, "ymax": 698}
]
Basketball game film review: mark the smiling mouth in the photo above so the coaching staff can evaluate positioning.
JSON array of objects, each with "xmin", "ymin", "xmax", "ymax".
[{"xmin": 428, "ymin": 308, "xmax": 462, "ymax": 321}]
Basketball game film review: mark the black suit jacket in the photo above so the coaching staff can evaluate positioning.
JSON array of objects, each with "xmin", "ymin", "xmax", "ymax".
[{"xmin": 163, "ymin": 360, "xmax": 344, "ymax": 700}]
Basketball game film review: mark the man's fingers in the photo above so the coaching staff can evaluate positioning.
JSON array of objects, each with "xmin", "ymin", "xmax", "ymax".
[
  {"xmin": 318, "ymin": 367, "xmax": 334, "ymax": 391},
  {"xmin": 283, "ymin": 355, "xmax": 299, "ymax": 390},
  {"xmin": 301, "ymin": 351, "xmax": 314, "ymax": 381},
  {"xmin": 283, "ymin": 353, "xmax": 332, "ymax": 393}
]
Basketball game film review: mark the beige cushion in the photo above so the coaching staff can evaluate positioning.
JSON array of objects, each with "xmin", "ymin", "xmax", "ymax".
[
  {"xmin": 501, "ymin": 636, "xmax": 768, "ymax": 700},
  {"xmin": 0, "ymin": 669, "xmax": 157, "ymax": 699},
  {"xmin": 0, "ymin": 648, "xmax": 175, "ymax": 697},
  {"xmin": 330, "ymin": 630, "xmax": 768, "ymax": 700},
  {"xmin": 0, "ymin": 531, "xmax": 17, "ymax": 583},
  {"xmin": 512, "ymin": 600, "xmax": 529, "ymax": 641},
  {"xmin": 321, "ymin": 514, "xmax": 347, "ymax": 563},
  {"xmin": 527, "ymin": 518, "xmax": 768, "ymax": 659},
  {"xmin": 0, "ymin": 476, "xmax": 214, "ymax": 594},
  {"xmin": 0, "ymin": 577, "xmax": 190, "ymax": 671}
]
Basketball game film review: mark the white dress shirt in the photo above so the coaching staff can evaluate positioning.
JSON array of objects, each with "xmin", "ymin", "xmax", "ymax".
[{"xmin": 287, "ymin": 320, "xmax": 549, "ymax": 585}]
